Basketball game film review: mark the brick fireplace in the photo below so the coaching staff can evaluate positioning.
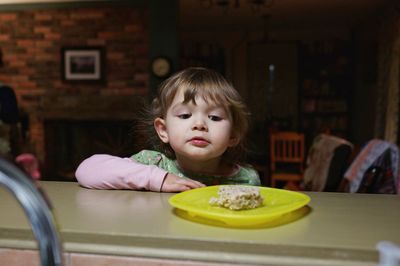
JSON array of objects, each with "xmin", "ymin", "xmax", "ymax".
[
  {"xmin": 0, "ymin": 5, "xmax": 150, "ymax": 180},
  {"xmin": 31, "ymin": 94, "xmax": 148, "ymax": 180}
]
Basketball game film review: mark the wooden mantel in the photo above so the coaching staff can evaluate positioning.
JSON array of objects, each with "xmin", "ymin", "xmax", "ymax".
[{"xmin": 38, "ymin": 94, "xmax": 146, "ymax": 121}]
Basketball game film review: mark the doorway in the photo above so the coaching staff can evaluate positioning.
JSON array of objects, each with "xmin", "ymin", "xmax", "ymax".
[{"xmin": 246, "ymin": 42, "xmax": 298, "ymax": 155}]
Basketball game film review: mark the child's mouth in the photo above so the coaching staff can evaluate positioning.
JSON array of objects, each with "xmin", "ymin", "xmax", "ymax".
[{"xmin": 189, "ymin": 137, "xmax": 209, "ymax": 146}]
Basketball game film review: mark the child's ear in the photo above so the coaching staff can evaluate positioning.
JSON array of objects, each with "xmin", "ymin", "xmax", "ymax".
[
  {"xmin": 154, "ymin": 118, "xmax": 169, "ymax": 143},
  {"xmin": 228, "ymin": 135, "xmax": 240, "ymax": 147}
]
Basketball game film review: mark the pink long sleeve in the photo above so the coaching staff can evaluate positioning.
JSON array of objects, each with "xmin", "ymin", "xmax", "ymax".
[{"xmin": 75, "ymin": 154, "xmax": 168, "ymax": 192}]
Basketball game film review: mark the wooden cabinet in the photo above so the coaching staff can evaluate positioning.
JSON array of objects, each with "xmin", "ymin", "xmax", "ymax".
[{"xmin": 299, "ymin": 40, "xmax": 353, "ymax": 145}]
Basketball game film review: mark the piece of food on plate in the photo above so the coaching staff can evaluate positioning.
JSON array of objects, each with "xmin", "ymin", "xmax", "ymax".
[{"xmin": 209, "ymin": 185, "xmax": 264, "ymax": 210}]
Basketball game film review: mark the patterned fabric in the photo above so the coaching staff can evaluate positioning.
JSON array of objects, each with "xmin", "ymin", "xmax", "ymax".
[
  {"xmin": 132, "ymin": 150, "xmax": 261, "ymax": 186},
  {"xmin": 303, "ymin": 134, "xmax": 353, "ymax": 191},
  {"xmin": 344, "ymin": 139, "xmax": 399, "ymax": 194}
]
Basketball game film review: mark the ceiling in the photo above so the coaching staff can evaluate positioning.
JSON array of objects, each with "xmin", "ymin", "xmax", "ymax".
[{"xmin": 179, "ymin": 0, "xmax": 397, "ymax": 31}]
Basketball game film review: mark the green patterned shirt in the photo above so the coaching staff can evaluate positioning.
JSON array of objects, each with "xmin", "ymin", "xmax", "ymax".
[{"xmin": 132, "ymin": 150, "xmax": 261, "ymax": 186}]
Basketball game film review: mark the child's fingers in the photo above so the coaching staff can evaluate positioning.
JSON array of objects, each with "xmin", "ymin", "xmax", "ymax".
[
  {"xmin": 161, "ymin": 174, "xmax": 206, "ymax": 192},
  {"xmin": 176, "ymin": 179, "xmax": 205, "ymax": 188},
  {"xmin": 192, "ymin": 180, "xmax": 206, "ymax": 187},
  {"xmin": 165, "ymin": 183, "xmax": 191, "ymax": 192}
]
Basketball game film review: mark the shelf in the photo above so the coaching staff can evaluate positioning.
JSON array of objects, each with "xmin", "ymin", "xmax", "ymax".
[{"xmin": 299, "ymin": 40, "xmax": 353, "ymax": 143}]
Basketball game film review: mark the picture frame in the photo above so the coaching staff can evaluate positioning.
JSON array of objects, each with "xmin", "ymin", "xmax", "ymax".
[{"xmin": 61, "ymin": 46, "xmax": 105, "ymax": 83}]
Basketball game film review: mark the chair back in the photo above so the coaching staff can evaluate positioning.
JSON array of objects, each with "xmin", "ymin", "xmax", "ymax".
[
  {"xmin": 302, "ymin": 133, "xmax": 353, "ymax": 192},
  {"xmin": 344, "ymin": 139, "xmax": 399, "ymax": 194},
  {"xmin": 270, "ymin": 131, "xmax": 305, "ymax": 172}
]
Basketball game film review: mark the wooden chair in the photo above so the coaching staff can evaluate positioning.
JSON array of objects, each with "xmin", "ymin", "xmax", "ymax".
[{"xmin": 269, "ymin": 131, "xmax": 305, "ymax": 188}]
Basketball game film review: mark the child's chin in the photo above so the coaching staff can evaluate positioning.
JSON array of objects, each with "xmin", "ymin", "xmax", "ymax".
[{"xmin": 187, "ymin": 152, "xmax": 222, "ymax": 161}]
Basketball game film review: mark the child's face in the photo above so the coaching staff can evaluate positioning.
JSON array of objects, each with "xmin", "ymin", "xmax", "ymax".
[{"xmin": 154, "ymin": 89, "xmax": 237, "ymax": 163}]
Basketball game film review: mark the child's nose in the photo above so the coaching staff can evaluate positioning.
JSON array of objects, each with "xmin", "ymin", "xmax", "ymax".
[{"xmin": 192, "ymin": 119, "xmax": 208, "ymax": 131}]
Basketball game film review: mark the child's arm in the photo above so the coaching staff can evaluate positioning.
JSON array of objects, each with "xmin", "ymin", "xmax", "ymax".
[
  {"xmin": 75, "ymin": 154, "xmax": 166, "ymax": 191},
  {"xmin": 75, "ymin": 154, "xmax": 203, "ymax": 192}
]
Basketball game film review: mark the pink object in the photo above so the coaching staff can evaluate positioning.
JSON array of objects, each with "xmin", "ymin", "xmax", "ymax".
[
  {"xmin": 15, "ymin": 153, "xmax": 41, "ymax": 180},
  {"xmin": 75, "ymin": 154, "xmax": 167, "ymax": 192}
]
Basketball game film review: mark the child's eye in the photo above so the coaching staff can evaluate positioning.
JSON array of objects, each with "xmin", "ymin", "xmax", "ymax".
[
  {"xmin": 178, "ymin": 114, "xmax": 191, "ymax": 119},
  {"xmin": 209, "ymin": 115, "xmax": 222, "ymax": 121}
]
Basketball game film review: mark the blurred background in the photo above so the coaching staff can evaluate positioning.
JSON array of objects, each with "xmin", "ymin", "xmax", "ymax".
[{"xmin": 0, "ymin": 0, "xmax": 398, "ymax": 181}]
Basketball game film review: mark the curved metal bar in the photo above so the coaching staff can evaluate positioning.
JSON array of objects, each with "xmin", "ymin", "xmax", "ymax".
[{"xmin": 0, "ymin": 158, "xmax": 63, "ymax": 266}]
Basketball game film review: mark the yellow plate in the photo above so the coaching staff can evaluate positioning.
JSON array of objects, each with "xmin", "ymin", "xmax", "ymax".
[{"xmin": 169, "ymin": 185, "xmax": 311, "ymax": 228}]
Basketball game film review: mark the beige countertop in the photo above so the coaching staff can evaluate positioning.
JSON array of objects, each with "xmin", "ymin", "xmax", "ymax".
[{"xmin": 0, "ymin": 181, "xmax": 399, "ymax": 265}]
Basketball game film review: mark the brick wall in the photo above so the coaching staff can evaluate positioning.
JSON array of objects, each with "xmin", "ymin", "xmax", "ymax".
[{"xmin": 0, "ymin": 6, "xmax": 149, "ymax": 163}]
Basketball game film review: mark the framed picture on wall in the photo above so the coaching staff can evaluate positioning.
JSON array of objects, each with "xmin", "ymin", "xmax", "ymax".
[{"xmin": 61, "ymin": 46, "xmax": 105, "ymax": 83}]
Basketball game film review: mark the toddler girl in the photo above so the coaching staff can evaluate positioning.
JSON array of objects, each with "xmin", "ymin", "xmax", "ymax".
[{"xmin": 75, "ymin": 67, "xmax": 260, "ymax": 192}]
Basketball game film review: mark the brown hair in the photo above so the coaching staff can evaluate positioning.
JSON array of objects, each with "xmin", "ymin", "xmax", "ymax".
[{"xmin": 146, "ymin": 67, "xmax": 250, "ymax": 163}]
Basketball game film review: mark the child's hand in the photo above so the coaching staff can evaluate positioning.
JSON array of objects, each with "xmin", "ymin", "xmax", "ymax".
[{"xmin": 161, "ymin": 173, "xmax": 205, "ymax": 192}]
